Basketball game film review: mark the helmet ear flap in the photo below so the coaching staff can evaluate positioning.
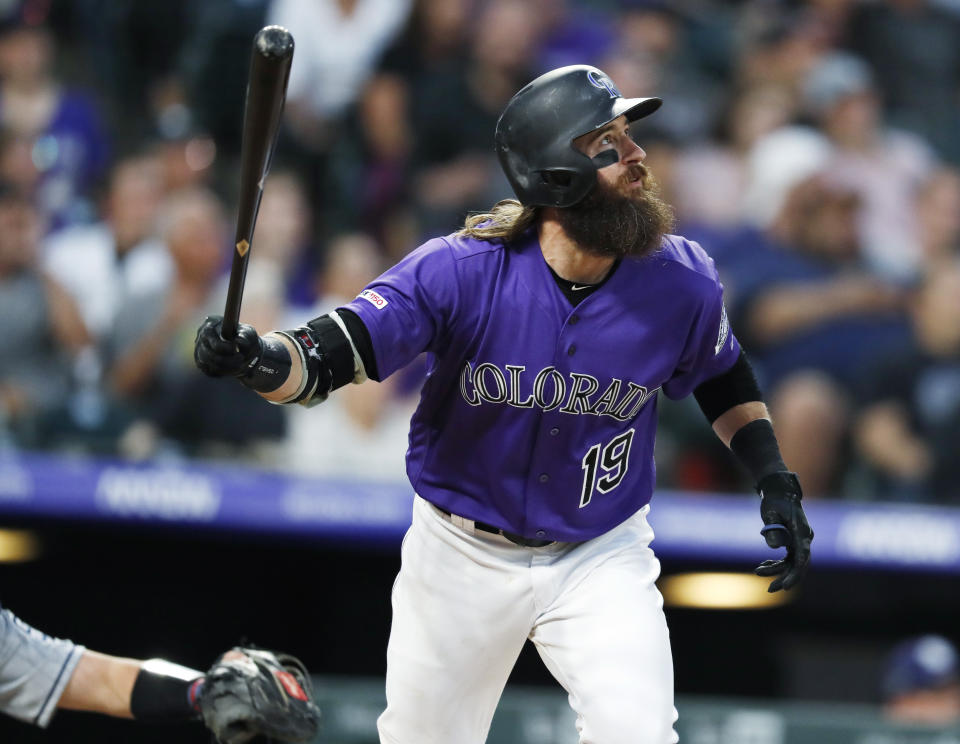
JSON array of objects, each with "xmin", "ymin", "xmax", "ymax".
[
  {"xmin": 537, "ymin": 167, "xmax": 592, "ymax": 207},
  {"xmin": 540, "ymin": 170, "xmax": 572, "ymax": 188}
]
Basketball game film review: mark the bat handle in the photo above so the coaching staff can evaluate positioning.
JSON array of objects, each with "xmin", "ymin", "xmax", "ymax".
[
  {"xmin": 220, "ymin": 317, "xmax": 238, "ymax": 342},
  {"xmin": 220, "ymin": 244, "xmax": 251, "ymax": 342},
  {"xmin": 220, "ymin": 292, "xmax": 239, "ymax": 340}
]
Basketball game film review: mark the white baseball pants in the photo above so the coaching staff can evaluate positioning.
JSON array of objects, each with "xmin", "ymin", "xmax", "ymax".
[{"xmin": 377, "ymin": 495, "xmax": 679, "ymax": 744}]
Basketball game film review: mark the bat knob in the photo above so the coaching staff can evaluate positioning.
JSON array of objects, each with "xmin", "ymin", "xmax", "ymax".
[{"xmin": 255, "ymin": 25, "xmax": 294, "ymax": 59}]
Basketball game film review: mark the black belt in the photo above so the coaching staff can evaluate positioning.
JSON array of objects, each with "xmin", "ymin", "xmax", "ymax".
[{"xmin": 436, "ymin": 507, "xmax": 555, "ymax": 548}]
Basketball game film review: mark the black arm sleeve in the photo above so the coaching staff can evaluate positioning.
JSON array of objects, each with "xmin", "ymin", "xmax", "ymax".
[
  {"xmin": 693, "ymin": 350, "xmax": 763, "ymax": 424},
  {"xmin": 729, "ymin": 418, "xmax": 788, "ymax": 482},
  {"xmin": 335, "ymin": 308, "xmax": 380, "ymax": 382}
]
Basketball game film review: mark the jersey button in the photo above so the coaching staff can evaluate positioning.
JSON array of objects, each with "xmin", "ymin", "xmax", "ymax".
[
  {"xmin": 569, "ymin": 315, "xmax": 579, "ymax": 325},
  {"xmin": 539, "ymin": 473, "xmax": 549, "ymax": 483},
  {"xmin": 549, "ymin": 427, "xmax": 559, "ymax": 436},
  {"xmin": 536, "ymin": 530, "xmax": 546, "ymax": 538},
  {"xmin": 567, "ymin": 345, "xmax": 577, "ymax": 356}
]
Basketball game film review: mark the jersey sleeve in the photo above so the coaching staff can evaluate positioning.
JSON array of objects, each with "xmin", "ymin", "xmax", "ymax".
[
  {"xmin": 339, "ymin": 237, "xmax": 459, "ymax": 380},
  {"xmin": 662, "ymin": 255, "xmax": 741, "ymax": 401},
  {"xmin": 0, "ymin": 608, "xmax": 84, "ymax": 727}
]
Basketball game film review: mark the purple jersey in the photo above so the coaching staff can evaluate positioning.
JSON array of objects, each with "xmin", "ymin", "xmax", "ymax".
[{"xmin": 341, "ymin": 230, "xmax": 740, "ymax": 542}]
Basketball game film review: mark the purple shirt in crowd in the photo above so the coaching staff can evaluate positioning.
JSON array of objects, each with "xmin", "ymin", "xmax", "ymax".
[{"xmin": 342, "ymin": 229, "xmax": 740, "ymax": 542}]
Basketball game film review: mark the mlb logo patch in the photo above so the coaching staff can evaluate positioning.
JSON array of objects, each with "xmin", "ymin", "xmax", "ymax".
[{"xmin": 359, "ymin": 289, "xmax": 389, "ymax": 309}]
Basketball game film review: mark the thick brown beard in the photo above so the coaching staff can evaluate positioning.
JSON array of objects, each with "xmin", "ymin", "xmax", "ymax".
[{"xmin": 556, "ymin": 166, "xmax": 675, "ymax": 259}]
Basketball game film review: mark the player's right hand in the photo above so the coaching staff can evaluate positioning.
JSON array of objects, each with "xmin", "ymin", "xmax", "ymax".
[
  {"xmin": 754, "ymin": 471, "xmax": 813, "ymax": 593},
  {"xmin": 194, "ymin": 315, "xmax": 263, "ymax": 378}
]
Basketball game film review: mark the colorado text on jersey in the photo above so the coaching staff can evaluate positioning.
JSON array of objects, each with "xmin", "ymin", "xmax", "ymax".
[{"xmin": 458, "ymin": 361, "xmax": 660, "ymax": 421}]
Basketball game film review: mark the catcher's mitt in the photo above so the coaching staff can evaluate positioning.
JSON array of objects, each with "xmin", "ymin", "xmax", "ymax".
[{"xmin": 197, "ymin": 647, "xmax": 321, "ymax": 744}]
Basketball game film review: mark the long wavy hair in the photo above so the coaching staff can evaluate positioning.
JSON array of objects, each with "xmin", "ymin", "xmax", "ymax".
[{"xmin": 456, "ymin": 199, "xmax": 539, "ymax": 243}]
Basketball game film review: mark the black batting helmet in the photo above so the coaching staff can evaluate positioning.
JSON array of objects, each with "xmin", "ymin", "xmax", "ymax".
[{"xmin": 495, "ymin": 65, "xmax": 661, "ymax": 208}]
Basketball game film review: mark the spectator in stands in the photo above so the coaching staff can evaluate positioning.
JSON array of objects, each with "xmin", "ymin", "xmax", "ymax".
[
  {"xmin": 265, "ymin": 0, "xmax": 412, "ymax": 154},
  {"xmin": 738, "ymin": 122, "xmax": 832, "ymax": 237},
  {"xmin": 883, "ymin": 635, "xmax": 960, "ymax": 725},
  {"xmin": 248, "ymin": 170, "xmax": 317, "ymax": 312},
  {"xmin": 147, "ymin": 80, "xmax": 217, "ymax": 196},
  {"xmin": 0, "ymin": 128, "xmax": 40, "ymax": 210},
  {"xmin": 308, "ymin": 231, "xmax": 385, "ymax": 315},
  {"xmin": 323, "ymin": 72, "xmax": 416, "ymax": 260},
  {"xmin": 371, "ymin": 0, "xmax": 472, "ymax": 249},
  {"xmin": 609, "ymin": 1, "xmax": 721, "ymax": 144},
  {"xmin": 845, "ymin": 0, "xmax": 960, "ymax": 164},
  {"xmin": 532, "ymin": 0, "xmax": 615, "ymax": 72},
  {"xmin": 284, "ymin": 371, "xmax": 416, "ymax": 482},
  {"xmin": 177, "ymin": 0, "xmax": 270, "ymax": 157},
  {"xmin": 370, "ymin": 0, "xmax": 469, "ymax": 251},
  {"xmin": 731, "ymin": 175, "xmax": 911, "ymax": 387},
  {"xmin": 378, "ymin": 0, "xmax": 470, "ymax": 79},
  {"xmin": 915, "ymin": 167, "xmax": 960, "ymax": 270},
  {"xmin": 853, "ymin": 264, "xmax": 960, "ymax": 502},
  {"xmin": 43, "ymin": 154, "xmax": 170, "ymax": 341},
  {"xmin": 409, "ymin": 0, "xmax": 538, "ymax": 235},
  {"xmin": 262, "ymin": 0, "xmax": 413, "ymax": 224},
  {"xmin": 672, "ymin": 82, "xmax": 796, "ymax": 233},
  {"xmin": 151, "ymin": 125, "xmax": 217, "ymax": 197},
  {"xmin": 67, "ymin": 0, "xmax": 193, "ymax": 146},
  {"xmin": 800, "ymin": 51, "xmax": 937, "ymax": 282},
  {"xmin": 733, "ymin": 6, "xmax": 828, "ymax": 95},
  {"xmin": 0, "ymin": 184, "xmax": 89, "ymax": 444},
  {"xmin": 0, "ymin": 5, "xmax": 110, "ymax": 230},
  {"xmin": 105, "ymin": 187, "xmax": 226, "ymax": 404},
  {"xmin": 800, "ymin": 0, "xmax": 859, "ymax": 50},
  {"xmin": 727, "ymin": 174, "xmax": 912, "ymax": 497}
]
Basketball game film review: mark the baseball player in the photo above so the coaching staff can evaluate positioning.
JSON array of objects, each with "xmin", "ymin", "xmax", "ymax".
[
  {"xmin": 0, "ymin": 603, "xmax": 320, "ymax": 741},
  {"xmin": 195, "ymin": 64, "xmax": 813, "ymax": 744}
]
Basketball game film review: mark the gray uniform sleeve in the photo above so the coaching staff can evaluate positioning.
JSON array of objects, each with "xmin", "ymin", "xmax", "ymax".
[{"xmin": 0, "ymin": 607, "xmax": 85, "ymax": 727}]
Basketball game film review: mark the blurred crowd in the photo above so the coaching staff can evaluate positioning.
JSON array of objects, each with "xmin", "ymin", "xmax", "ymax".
[
  {"xmin": 882, "ymin": 634, "xmax": 960, "ymax": 726},
  {"xmin": 0, "ymin": 0, "xmax": 958, "ymax": 502}
]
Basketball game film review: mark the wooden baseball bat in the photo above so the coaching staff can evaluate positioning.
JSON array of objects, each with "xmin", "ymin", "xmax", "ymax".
[{"xmin": 220, "ymin": 25, "xmax": 294, "ymax": 341}]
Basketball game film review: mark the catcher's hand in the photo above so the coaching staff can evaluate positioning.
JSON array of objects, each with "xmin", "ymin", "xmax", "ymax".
[
  {"xmin": 197, "ymin": 647, "xmax": 321, "ymax": 744},
  {"xmin": 755, "ymin": 471, "xmax": 813, "ymax": 593}
]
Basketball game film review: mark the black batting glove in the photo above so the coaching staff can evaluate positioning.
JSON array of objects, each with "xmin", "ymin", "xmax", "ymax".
[
  {"xmin": 755, "ymin": 471, "xmax": 813, "ymax": 593},
  {"xmin": 194, "ymin": 315, "xmax": 263, "ymax": 378}
]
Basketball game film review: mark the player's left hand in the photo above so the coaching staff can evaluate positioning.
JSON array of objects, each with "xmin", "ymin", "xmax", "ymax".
[
  {"xmin": 194, "ymin": 315, "xmax": 263, "ymax": 379},
  {"xmin": 196, "ymin": 646, "xmax": 321, "ymax": 744},
  {"xmin": 754, "ymin": 471, "xmax": 813, "ymax": 593}
]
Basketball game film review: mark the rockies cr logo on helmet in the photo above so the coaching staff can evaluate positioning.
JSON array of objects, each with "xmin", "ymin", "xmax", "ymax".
[{"xmin": 587, "ymin": 69, "xmax": 621, "ymax": 99}]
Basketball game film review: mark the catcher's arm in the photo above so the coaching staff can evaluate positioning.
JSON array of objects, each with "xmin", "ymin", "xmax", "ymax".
[
  {"xmin": 194, "ymin": 310, "xmax": 374, "ymax": 407},
  {"xmin": 0, "ymin": 605, "xmax": 201, "ymax": 726},
  {"xmin": 57, "ymin": 652, "xmax": 203, "ymax": 723}
]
